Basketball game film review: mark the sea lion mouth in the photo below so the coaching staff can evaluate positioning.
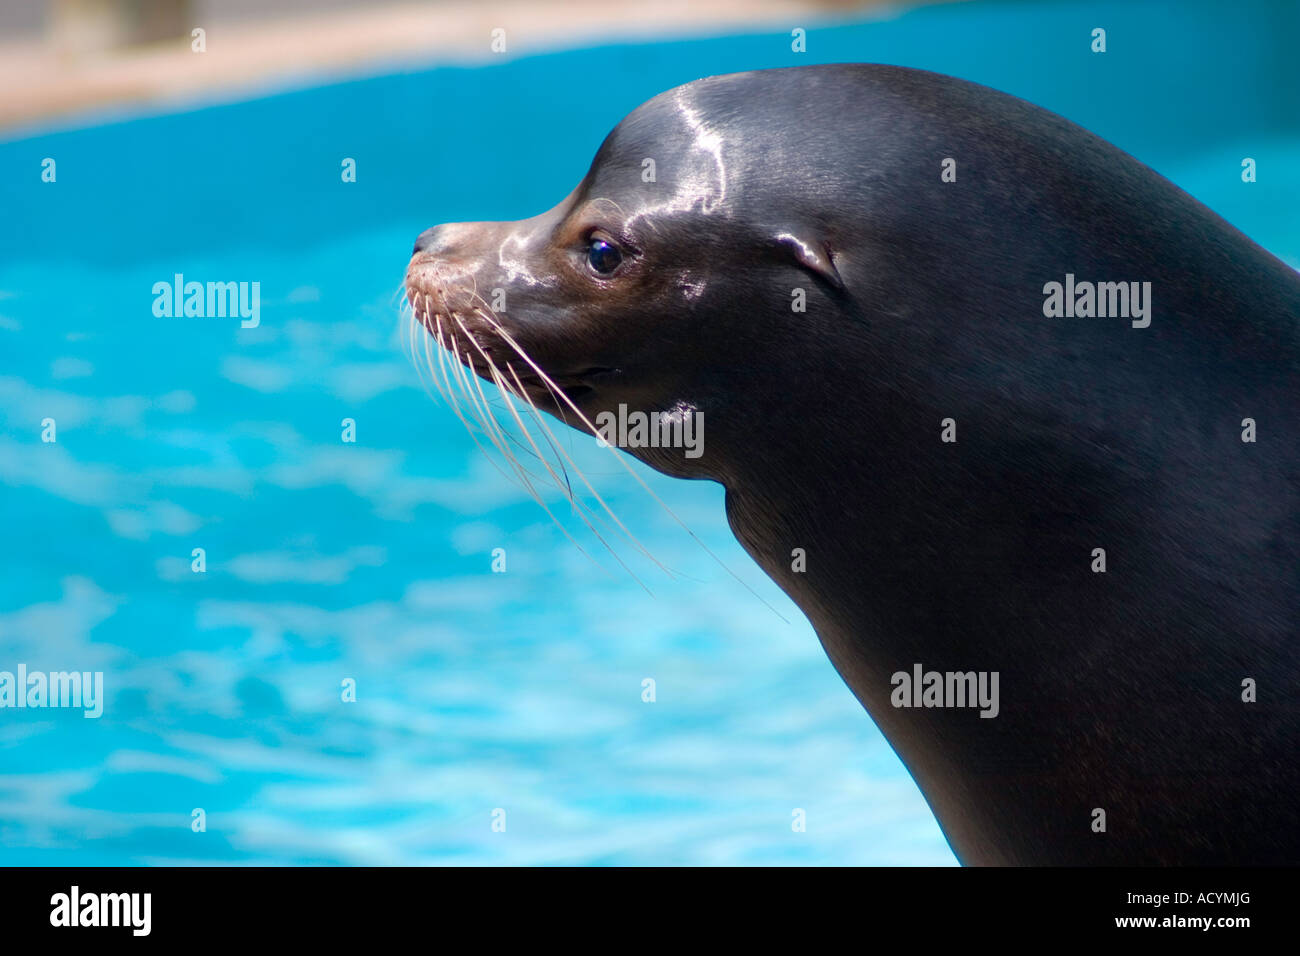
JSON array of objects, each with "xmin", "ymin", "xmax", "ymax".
[
  {"xmin": 484, "ymin": 360, "xmax": 610, "ymax": 408},
  {"xmin": 403, "ymin": 278, "xmax": 614, "ymax": 411}
]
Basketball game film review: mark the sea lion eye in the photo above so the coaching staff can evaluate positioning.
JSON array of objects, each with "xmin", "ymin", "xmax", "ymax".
[{"xmin": 587, "ymin": 237, "xmax": 623, "ymax": 275}]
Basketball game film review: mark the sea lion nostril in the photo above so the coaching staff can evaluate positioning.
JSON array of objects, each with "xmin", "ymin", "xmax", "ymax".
[{"xmin": 412, "ymin": 225, "xmax": 444, "ymax": 256}]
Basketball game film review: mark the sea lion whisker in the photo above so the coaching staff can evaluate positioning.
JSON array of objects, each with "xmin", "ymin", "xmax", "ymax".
[
  {"xmin": 410, "ymin": 292, "xmax": 438, "ymax": 391},
  {"xmin": 442, "ymin": 320, "xmax": 562, "ymax": 494},
  {"xmin": 449, "ymin": 340, "xmax": 612, "ymax": 569},
  {"xmin": 477, "ymin": 349, "xmax": 638, "ymax": 551},
  {"xmin": 432, "ymin": 314, "xmax": 540, "ymax": 490},
  {"xmin": 409, "ymin": 254, "xmax": 627, "ymax": 571},
  {"xmin": 436, "ymin": 299, "xmax": 569, "ymax": 478},
  {"xmin": 442, "ymin": 321, "xmax": 499, "ymax": 449},
  {"xmin": 402, "ymin": 297, "xmax": 445, "ymax": 406},
  {"xmin": 457, "ymin": 342, "xmax": 555, "ymax": 484},
  {"xmin": 488, "ymin": 315, "xmax": 576, "ymax": 434},
  {"xmin": 496, "ymin": 355, "xmax": 678, "ymax": 578},
  {"xmin": 410, "ymin": 293, "xmax": 454, "ymax": 407},
  {"xmin": 391, "ymin": 278, "xmax": 411, "ymax": 308},
  {"xmin": 474, "ymin": 305, "xmax": 782, "ymax": 616},
  {"xmin": 448, "ymin": 315, "xmax": 665, "ymax": 577},
  {"xmin": 483, "ymin": 367, "xmax": 627, "ymax": 554},
  {"xmin": 440, "ymin": 304, "xmax": 643, "ymax": 576},
  {"xmin": 449, "ymin": 310, "xmax": 577, "ymax": 498},
  {"xmin": 481, "ymin": 357, "xmax": 645, "ymax": 588},
  {"xmin": 450, "ymin": 314, "xmax": 598, "ymax": 521},
  {"xmin": 427, "ymin": 320, "xmax": 530, "ymax": 492}
]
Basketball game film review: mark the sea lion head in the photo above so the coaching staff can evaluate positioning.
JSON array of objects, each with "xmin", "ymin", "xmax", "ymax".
[{"xmin": 404, "ymin": 68, "xmax": 861, "ymax": 481}]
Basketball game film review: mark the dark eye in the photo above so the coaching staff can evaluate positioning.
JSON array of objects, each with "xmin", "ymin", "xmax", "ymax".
[{"xmin": 587, "ymin": 237, "xmax": 623, "ymax": 275}]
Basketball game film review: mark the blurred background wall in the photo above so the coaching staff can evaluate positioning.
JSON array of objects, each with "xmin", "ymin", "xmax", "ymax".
[{"xmin": 0, "ymin": 0, "xmax": 893, "ymax": 131}]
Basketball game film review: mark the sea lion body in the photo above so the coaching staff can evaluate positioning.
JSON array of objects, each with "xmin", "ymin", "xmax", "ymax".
[{"xmin": 405, "ymin": 65, "xmax": 1300, "ymax": 865}]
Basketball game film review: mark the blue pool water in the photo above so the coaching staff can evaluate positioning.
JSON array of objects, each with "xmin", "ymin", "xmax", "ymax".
[{"xmin": 1, "ymin": 0, "xmax": 1297, "ymax": 865}]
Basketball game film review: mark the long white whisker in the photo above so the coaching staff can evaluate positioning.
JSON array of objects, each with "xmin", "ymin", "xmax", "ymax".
[
  {"xmin": 445, "ymin": 315, "xmax": 635, "ymax": 570},
  {"xmin": 451, "ymin": 310, "xmax": 666, "ymax": 576},
  {"xmin": 441, "ymin": 317, "xmax": 578, "ymax": 521},
  {"xmin": 477, "ymin": 352, "xmax": 652, "ymax": 591},
  {"xmin": 471, "ymin": 304, "xmax": 789, "ymax": 623},
  {"xmin": 427, "ymin": 313, "xmax": 535, "ymax": 492},
  {"xmin": 494, "ymin": 355, "xmax": 676, "ymax": 578}
]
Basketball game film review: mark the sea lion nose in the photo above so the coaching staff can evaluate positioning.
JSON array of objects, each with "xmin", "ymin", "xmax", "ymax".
[
  {"xmin": 412, "ymin": 225, "xmax": 443, "ymax": 256},
  {"xmin": 413, "ymin": 222, "xmax": 481, "ymax": 257}
]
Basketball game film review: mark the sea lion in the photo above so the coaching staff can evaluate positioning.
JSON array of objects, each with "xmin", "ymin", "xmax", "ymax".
[{"xmin": 404, "ymin": 64, "xmax": 1300, "ymax": 865}]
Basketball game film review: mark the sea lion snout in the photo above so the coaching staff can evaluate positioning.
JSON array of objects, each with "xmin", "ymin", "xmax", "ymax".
[
  {"xmin": 405, "ymin": 218, "xmax": 507, "ymax": 320},
  {"xmin": 411, "ymin": 224, "xmax": 439, "ymax": 256},
  {"xmin": 411, "ymin": 221, "xmax": 484, "ymax": 257},
  {"xmin": 405, "ymin": 252, "xmax": 482, "ymax": 316},
  {"xmin": 405, "ymin": 215, "xmax": 594, "ymax": 412}
]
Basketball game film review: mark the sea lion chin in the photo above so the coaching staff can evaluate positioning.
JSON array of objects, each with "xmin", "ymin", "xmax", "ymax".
[{"xmin": 404, "ymin": 64, "xmax": 1300, "ymax": 865}]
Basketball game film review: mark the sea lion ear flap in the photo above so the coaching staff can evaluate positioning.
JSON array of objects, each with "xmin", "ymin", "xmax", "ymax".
[{"xmin": 775, "ymin": 233, "xmax": 844, "ymax": 292}]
